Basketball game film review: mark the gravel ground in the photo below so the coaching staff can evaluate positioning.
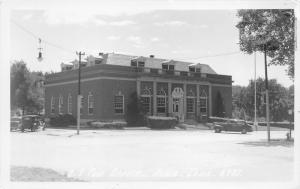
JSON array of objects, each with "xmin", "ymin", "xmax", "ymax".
[{"xmin": 11, "ymin": 128, "xmax": 294, "ymax": 182}]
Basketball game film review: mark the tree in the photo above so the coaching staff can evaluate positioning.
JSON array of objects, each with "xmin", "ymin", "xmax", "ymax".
[
  {"xmin": 11, "ymin": 61, "xmax": 45, "ymax": 114},
  {"xmin": 214, "ymin": 91, "xmax": 225, "ymax": 117},
  {"xmin": 232, "ymin": 78, "xmax": 291, "ymax": 122},
  {"xmin": 125, "ymin": 92, "xmax": 146, "ymax": 126},
  {"xmin": 236, "ymin": 9, "xmax": 295, "ymax": 79},
  {"xmin": 10, "ymin": 61, "xmax": 30, "ymax": 114}
]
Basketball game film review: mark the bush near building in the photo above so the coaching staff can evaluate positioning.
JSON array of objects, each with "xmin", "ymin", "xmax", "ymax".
[
  {"xmin": 49, "ymin": 114, "xmax": 76, "ymax": 127},
  {"xmin": 147, "ymin": 116, "xmax": 178, "ymax": 129}
]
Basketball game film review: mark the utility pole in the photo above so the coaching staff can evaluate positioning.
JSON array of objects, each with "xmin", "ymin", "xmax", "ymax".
[
  {"xmin": 254, "ymin": 51, "xmax": 258, "ymax": 131},
  {"xmin": 264, "ymin": 44, "xmax": 270, "ymax": 141},
  {"xmin": 76, "ymin": 51, "xmax": 85, "ymax": 135}
]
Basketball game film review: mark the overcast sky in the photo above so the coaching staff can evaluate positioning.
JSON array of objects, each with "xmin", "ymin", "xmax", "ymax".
[{"xmin": 9, "ymin": 1, "xmax": 294, "ymax": 87}]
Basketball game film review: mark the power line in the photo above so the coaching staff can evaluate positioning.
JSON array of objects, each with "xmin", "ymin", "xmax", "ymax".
[
  {"xmin": 11, "ymin": 19, "xmax": 242, "ymax": 61},
  {"xmin": 177, "ymin": 51, "xmax": 241, "ymax": 61},
  {"xmin": 11, "ymin": 19, "xmax": 76, "ymax": 55}
]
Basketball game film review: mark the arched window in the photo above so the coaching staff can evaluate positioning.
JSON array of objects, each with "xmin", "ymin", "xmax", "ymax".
[
  {"xmin": 141, "ymin": 88, "xmax": 152, "ymax": 114},
  {"xmin": 199, "ymin": 89, "xmax": 207, "ymax": 114},
  {"xmin": 88, "ymin": 92, "xmax": 94, "ymax": 115},
  {"xmin": 68, "ymin": 94, "xmax": 72, "ymax": 114},
  {"xmin": 58, "ymin": 95, "xmax": 63, "ymax": 114},
  {"xmin": 157, "ymin": 88, "xmax": 167, "ymax": 113},
  {"xmin": 187, "ymin": 90, "xmax": 196, "ymax": 113},
  {"xmin": 51, "ymin": 96, "xmax": 55, "ymax": 114}
]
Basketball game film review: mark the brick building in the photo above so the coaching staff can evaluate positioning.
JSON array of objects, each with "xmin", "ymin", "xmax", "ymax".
[{"xmin": 45, "ymin": 53, "xmax": 232, "ymax": 123}]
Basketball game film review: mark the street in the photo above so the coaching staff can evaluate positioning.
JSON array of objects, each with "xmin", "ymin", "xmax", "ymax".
[{"xmin": 11, "ymin": 128, "xmax": 294, "ymax": 182}]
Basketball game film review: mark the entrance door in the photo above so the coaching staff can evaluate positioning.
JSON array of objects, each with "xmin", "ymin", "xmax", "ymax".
[{"xmin": 172, "ymin": 87, "xmax": 184, "ymax": 122}]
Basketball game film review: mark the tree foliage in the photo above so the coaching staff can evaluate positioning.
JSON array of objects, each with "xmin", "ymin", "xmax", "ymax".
[
  {"xmin": 214, "ymin": 91, "xmax": 225, "ymax": 117},
  {"xmin": 10, "ymin": 61, "xmax": 45, "ymax": 114},
  {"xmin": 236, "ymin": 9, "xmax": 295, "ymax": 79},
  {"xmin": 232, "ymin": 78, "xmax": 294, "ymax": 122}
]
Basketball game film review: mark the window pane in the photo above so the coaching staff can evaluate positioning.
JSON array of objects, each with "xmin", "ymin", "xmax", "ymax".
[
  {"xmin": 131, "ymin": 61, "xmax": 137, "ymax": 67},
  {"xmin": 169, "ymin": 65, "xmax": 174, "ymax": 70},
  {"xmin": 114, "ymin": 95, "xmax": 124, "ymax": 114},
  {"xmin": 189, "ymin": 67, "xmax": 195, "ymax": 72},
  {"xmin": 187, "ymin": 98, "xmax": 195, "ymax": 113},
  {"xmin": 162, "ymin": 64, "xmax": 168, "ymax": 70},
  {"xmin": 138, "ymin": 61, "xmax": 145, "ymax": 67},
  {"xmin": 157, "ymin": 97, "xmax": 166, "ymax": 113},
  {"xmin": 141, "ymin": 97, "xmax": 150, "ymax": 113}
]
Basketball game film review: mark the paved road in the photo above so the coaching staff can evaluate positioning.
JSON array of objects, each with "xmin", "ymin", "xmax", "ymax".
[{"xmin": 11, "ymin": 129, "xmax": 294, "ymax": 181}]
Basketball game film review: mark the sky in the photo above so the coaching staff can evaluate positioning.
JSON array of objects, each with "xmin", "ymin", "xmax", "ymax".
[{"xmin": 9, "ymin": 1, "xmax": 295, "ymax": 87}]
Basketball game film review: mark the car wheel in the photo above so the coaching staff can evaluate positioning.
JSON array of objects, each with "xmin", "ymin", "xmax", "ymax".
[{"xmin": 241, "ymin": 128, "xmax": 247, "ymax": 134}]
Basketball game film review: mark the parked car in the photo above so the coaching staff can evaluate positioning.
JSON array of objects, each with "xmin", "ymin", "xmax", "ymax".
[
  {"xmin": 11, "ymin": 116, "xmax": 22, "ymax": 131},
  {"xmin": 21, "ymin": 115, "xmax": 44, "ymax": 132},
  {"xmin": 213, "ymin": 119, "xmax": 253, "ymax": 134}
]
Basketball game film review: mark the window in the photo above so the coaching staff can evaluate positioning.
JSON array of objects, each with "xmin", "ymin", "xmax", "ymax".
[
  {"xmin": 131, "ymin": 60, "xmax": 137, "ymax": 67},
  {"xmin": 162, "ymin": 64, "xmax": 168, "ymax": 70},
  {"xmin": 199, "ymin": 89, "xmax": 207, "ymax": 113},
  {"xmin": 189, "ymin": 67, "xmax": 195, "ymax": 72},
  {"xmin": 51, "ymin": 96, "xmax": 55, "ymax": 114},
  {"xmin": 157, "ymin": 88, "xmax": 166, "ymax": 113},
  {"xmin": 138, "ymin": 61, "xmax": 145, "ymax": 67},
  {"xmin": 68, "ymin": 94, "xmax": 72, "ymax": 114},
  {"xmin": 141, "ymin": 88, "xmax": 151, "ymax": 114},
  {"xmin": 114, "ymin": 95, "xmax": 124, "ymax": 114},
  {"xmin": 58, "ymin": 95, "xmax": 63, "ymax": 114},
  {"xmin": 131, "ymin": 60, "xmax": 145, "ymax": 67},
  {"xmin": 189, "ymin": 66, "xmax": 201, "ymax": 73},
  {"xmin": 80, "ymin": 96, "xmax": 84, "ymax": 114},
  {"xmin": 169, "ymin": 65, "xmax": 174, "ymax": 70},
  {"xmin": 187, "ymin": 90, "xmax": 196, "ymax": 113},
  {"xmin": 88, "ymin": 93, "xmax": 94, "ymax": 115}
]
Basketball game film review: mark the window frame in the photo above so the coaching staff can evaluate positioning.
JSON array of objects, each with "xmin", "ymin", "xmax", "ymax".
[
  {"xmin": 58, "ymin": 95, "xmax": 63, "ymax": 114},
  {"xmin": 187, "ymin": 90, "xmax": 196, "ymax": 113},
  {"xmin": 51, "ymin": 96, "xmax": 55, "ymax": 114},
  {"xmin": 87, "ymin": 92, "xmax": 94, "ymax": 115},
  {"xmin": 157, "ymin": 88, "xmax": 167, "ymax": 114},
  {"xmin": 140, "ymin": 88, "xmax": 152, "ymax": 114},
  {"xmin": 114, "ymin": 94, "xmax": 124, "ymax": 114},
  {"xmin": 68, "ymin": 94, "xmax": 72, "ymax": 114},
  {"xmin": 199, "ymin": 89, "xmax": 208, "ymax": 114}
]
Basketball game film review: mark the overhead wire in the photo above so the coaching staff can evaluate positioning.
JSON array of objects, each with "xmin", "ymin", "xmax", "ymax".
[
  {"xmin": 11, "ymin": 19, "xmax": 77, "ymax": 55},
  {"xmin": 11, "ymin": 19, "xmax": 242, "ymax": 61}
]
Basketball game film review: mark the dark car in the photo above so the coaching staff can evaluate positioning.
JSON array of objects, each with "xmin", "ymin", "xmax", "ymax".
[
  {"xmin": 213, "ymin": 119, "xmax": 253, "ymax": 134},
  {"xmin": 21, "ymin": 115, "xmax": 44, "ymax": 132}
]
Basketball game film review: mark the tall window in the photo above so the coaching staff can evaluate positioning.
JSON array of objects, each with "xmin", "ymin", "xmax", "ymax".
[
  {"xmin": 114, "ymin": 94, "xmax": 124, "ymax": 114},
  {"xmin": 141, "ymin": 88, "xmax": 151, "ymax": 114},
  {"xmin": 58, "ymin": 95, "xmax": 63, "ymax": 114},
  {"xmin": 157, "ymin": 88, "xmax": 166, "ymax": 113},
  {"xmin": 68, "ymin": 94, "xmax": 72, "ymax": 114},
  {"xmin": 80, "ymin": 96, "xmax": 84, "ymax": 115},
  {"xmin": 51, "ymin": 96, "xmax": 55, "ymax": 114},
  {"xmin": 88, "ymin": 92, "xmax": 94, "ymax": 115},
  {"xmin": 187, "ymin": 90, "xmax": 196, "ymax": 113},
  {"xmin": 199, "ymin": 89, "xmax": 207, "ymax": 114}
]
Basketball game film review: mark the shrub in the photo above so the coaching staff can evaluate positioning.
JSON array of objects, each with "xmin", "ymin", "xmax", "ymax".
[
  {"xmin": 49, "ymin": 114, "xmax": 76, "ymax": 127},
  {"xmin": 147, "ymin": 116, "xmax": 178, "ymax": 129},
  {"xmin": 90, "ymin": 121, "xmax": 126, "ymax": 129}
]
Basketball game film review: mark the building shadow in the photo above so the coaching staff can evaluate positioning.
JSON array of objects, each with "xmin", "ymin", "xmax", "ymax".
[{"xmin": 237, "ymin": 139, "xmax": 294, "ymax": 147}]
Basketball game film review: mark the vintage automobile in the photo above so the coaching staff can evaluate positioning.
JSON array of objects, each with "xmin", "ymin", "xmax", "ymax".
[
  {"xmin": 213, "ymin": 119, "xmax": 253, "ymax": 134},
  {"xmin": 21, "ymin": 115, "xmax": 44, "ymax": 132},
  {"xmin": 11, "ymin": 116, "xmax": 22, "ymax": 131}
]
